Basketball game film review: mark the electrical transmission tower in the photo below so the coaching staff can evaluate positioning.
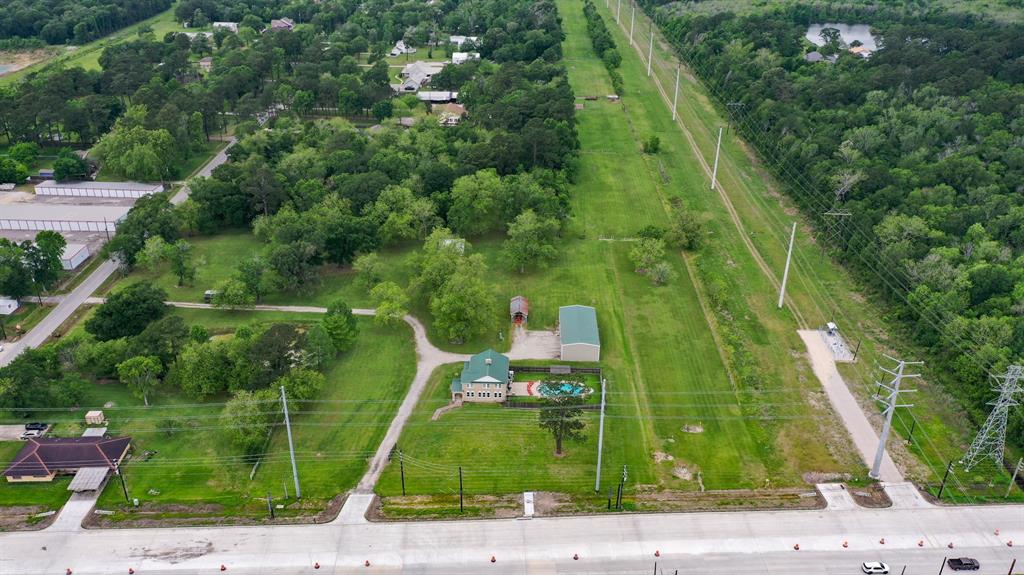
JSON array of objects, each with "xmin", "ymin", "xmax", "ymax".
[
  {"xmin": 961, "ymin": 365, "xmax": 1023, "ymax": 471},
  {"xmin": 821, "ymin": 209, "xmax": 851, "ymax": 252},
  {"xmin": 869, "ymin": 356, "xmax": 920, "ymax": 480}
]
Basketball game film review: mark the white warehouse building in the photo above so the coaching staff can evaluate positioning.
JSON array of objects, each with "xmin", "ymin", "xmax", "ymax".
[
  {"xmin": 0, "ymin": 205, "xmax": 131, "ymax": 232},
  {"xmin": 61, "ymin": 243, "xmax": 91, "ymax": 270},
  {"xmin": 35, "ymin": 180, "xmax": 164, "ymax": 199}
]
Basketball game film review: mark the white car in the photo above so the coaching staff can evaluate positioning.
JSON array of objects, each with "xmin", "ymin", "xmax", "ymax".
[
  {"xmin": 862, "ymin": 562, "xmax": 889, "ymax": 574},
  {"xmin": 19, "ymin": 429, "xmax": 42, "ymax": 440}
]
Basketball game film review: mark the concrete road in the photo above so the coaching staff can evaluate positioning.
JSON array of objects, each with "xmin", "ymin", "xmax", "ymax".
[
  {"xmin": 0, "ymin": 142, "xmax": 236, "ymax": 369},
  {"xmin": 800, "ymin": 330, "xmax": 903, "ymax": 482},
  {"xmin": 0, "ymin": 259, "xmax": 117, "ymax": 368},
  {"xmin": 0, "ymin": 497, "xmax": 1019, "ymax": 574}
]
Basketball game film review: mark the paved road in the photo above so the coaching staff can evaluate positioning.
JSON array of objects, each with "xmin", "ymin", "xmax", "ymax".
[
  {"xmin": 0, "ymin": 142, "xmax": 236, "ymax": 369},
  {"xmin": 800, "ymin": 330, "xmax": 903, "ymax": 482},
  {"xmin": 1, "ymin": 495, "xmax": 1019, "ymax": 574}
]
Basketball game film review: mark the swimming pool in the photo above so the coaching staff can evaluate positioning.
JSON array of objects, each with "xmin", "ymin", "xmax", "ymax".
[{"xmin": 537, "ymin": 381, "xmax": 588, "ymax": 397}]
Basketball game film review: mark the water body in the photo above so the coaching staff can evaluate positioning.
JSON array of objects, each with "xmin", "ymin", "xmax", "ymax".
[{"xmin": 806, "ymin": 23, "xmax": 878, "ymax": 51}]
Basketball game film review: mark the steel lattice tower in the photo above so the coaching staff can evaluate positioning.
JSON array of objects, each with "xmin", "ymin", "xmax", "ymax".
[{"xmin": 961, "ymin": 365, "xmax": 1023, "ymax": 471}]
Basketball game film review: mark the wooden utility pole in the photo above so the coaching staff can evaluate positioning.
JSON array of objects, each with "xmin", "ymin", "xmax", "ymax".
[{"xmin": 777, "ymin": 222, "xmax": 796, "ymax": 309}]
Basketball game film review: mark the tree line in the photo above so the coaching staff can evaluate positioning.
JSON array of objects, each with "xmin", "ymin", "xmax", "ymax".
[
  {"xmin": 0, "ymin": 0, "xmax": 171, "ymax": 45},
  {"xmin": 649, "ymin": 2, "xmax": 1024, "ymax": 447}
]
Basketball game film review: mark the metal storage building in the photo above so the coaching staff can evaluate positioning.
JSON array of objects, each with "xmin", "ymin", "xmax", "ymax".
[
  {"xmin": 559, "ymin": 305, "xmax": 601, "ymax": 362},
  {"xmin": 34, "ymin": 180, "xmax": 163, "ymax": 199},
  {"xmin": 0, "ymin": 298, "xmax": 17, "ymax": 316},
  {"xmin": 60, "ymin": 243, "xmax": 90, "ymax": 270},
  {"xmin": 0, "ymin": 205, "xmax": 130, "ymax": 232}
]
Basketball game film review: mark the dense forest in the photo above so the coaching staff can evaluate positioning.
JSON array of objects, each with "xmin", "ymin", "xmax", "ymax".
[
  {"xmin": 647, "ymin": 2, "xmax": 1024, "ymax": 447},
  {"xmin": 0, "ymin": 0, "xmax": 171, "ymax": 45}
]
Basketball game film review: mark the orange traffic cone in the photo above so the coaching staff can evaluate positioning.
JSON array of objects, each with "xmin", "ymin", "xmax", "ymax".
[
  {"xmin": 67, "ymin": 570, "xmax": 72, "ymax": 575},
  {"xmin": 842, "ymin": 541, "xmax": 848, "ymax": 548},
  {"xmin": 793, "ymin": 544, "xmax": 800, "ymax": 551},
  {"xmin": 220, "ymin": 566, "xmax": 227, "ymax": 572},
  {"xmin": 490, "ymin": 556, "xmax": 496, "ymax": 563},
  {"xmin": 947, "ymin": 542, "xmax": 954, "ymax": 549},
  {"xmin": 573, "ymin": 554, "xmax": 579, "ymax": 561},
  {"xmin": 1007, "ymin": 540, "xmax": 1013, "ymax": 547},
  {"xmin": 654, "ymin": 550, "xmax": 660, "ymax": 557},
  {"xmin": 995, "ymin": 528, "xmax": 1000, "ymax": 535},
  {"xmin": 917, "ymin": 540, "xmax": 924, "ymax": 547},
  {"xmin": 314, "ymin": 562, "xmax": 320, "ymax": 569},
  {"xmin": 129, "ymin": 570, "xmax": 135, "ymax": 575},
  {"xmin": 364, "ymin": 560, "xmax": 370, "ymax": 567},
  {"xmin": 878, "ymin": 538, "xmax": 885, "ymax": 545}
]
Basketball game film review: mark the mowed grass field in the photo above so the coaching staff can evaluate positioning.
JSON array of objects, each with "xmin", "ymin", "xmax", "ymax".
[
  {"xmin": 593, "ymin": 0, "xmax": 993, "ymax": 496},
  {"xmin": 0, "ymin": 311, "xmax": 417, "ymax": 518}
]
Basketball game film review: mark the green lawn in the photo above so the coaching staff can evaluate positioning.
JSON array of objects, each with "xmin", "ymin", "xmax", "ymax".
[
  {"xmin": 2, "ymin": 303, "xmax": 51, "ymax": 342},
  {"xmin": 91, "ymin": 314, "xmax": 416, "ymax": 517}
]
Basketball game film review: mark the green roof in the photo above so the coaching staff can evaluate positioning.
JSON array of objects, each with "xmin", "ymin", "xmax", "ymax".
[
  {"xmin": 559, "ymin": 305, "xmax": 600, "ymax": 346},
  {"xmin": 459, "ymin": 349, "xmax": 510, "ymax": 385}
]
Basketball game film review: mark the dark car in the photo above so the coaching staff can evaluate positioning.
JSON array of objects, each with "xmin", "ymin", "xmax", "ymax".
[
  {"xmin": 947, "ymin": 558, "xmax": 980, "ymax": 571},
  {"xmin": 24, "ymin": 422, "xmax": 47, "ymax": 431}
]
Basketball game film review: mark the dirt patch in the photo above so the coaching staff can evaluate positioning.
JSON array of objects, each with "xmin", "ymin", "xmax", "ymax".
[
  {"xmin": 371, "ymin": 493, "xmax": 521, "ymax": 521},
  {"xmin": 0, "ymin": 49, "xmax": 57, "ymax": 77},
  {"xmin": 848, "ymin": 483, "xmax": 892, "ymax": 508},
  {"xmin": 536, "ymin": 488, "xmax": 824, "ymax": 515},
  {"xmin": 0, "ymin": 505, "xmax": 57, "ymax": 532},
  {"xmin": 83, "ymin": 493, "xmax": 347, "ymax": 529},
  {"xmin": 653, "ymin": 451, "xmax": 675, "ymax": 464},
  {"xmin": 131, "ymin": 540, "xmax": 214, "ymax": 564},
  {"xmin": 680, "ymin": 424, "xmax": 704, "ymax": 433},
  {"xmin": 802, "ymin": 471, "xmax": 852, "ymax": 484},
  {"xmin": 672, "ymin": 465, "xmax": 692, "ymax": 480}
]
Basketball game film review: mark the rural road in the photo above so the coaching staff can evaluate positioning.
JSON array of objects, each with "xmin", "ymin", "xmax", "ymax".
[
  {"xmin": 0, "ymin": 140, "xmax": 235, "ymax": 369},
  {"xmin": 2, "ymin": 492, "xmax": 1020, "ymax": 574}
]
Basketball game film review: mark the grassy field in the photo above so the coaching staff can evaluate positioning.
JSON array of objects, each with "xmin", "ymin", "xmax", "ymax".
[
  {"xmin": 84, "ymin": 314, "xmax": 416, "ymax": 518},
  {"xmin": 1, "ymin": 303, "xmax": 51, "ymax": 342},
  {"xmin": 594, "ymin": 0, "xmax": 1013, "ymax": 501}
]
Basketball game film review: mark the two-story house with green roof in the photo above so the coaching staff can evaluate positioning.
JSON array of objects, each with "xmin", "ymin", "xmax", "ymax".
[{"xmin": 451, "ymin": 349, "xmax": 511, "ymax": 403}]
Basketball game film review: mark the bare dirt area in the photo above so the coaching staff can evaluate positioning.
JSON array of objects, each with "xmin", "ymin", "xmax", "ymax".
[
  {"xmin": 84, "ymin": 494, "xmax": 346, "ymax": 529},
  {"xmin": 371, "ymin": 494, "xmax": 521, "ymax": 521},
  {"xmin": 0, "ymin": 505, "xmax": 57, "ymax": 532},
  {"xmin": 846, "ymin": 483, "xmax": 892, "ymax": 508},
  {"xmin": 536, "ymin": 488, "xmax": 825, "ymax": 515},
  {"xmin": 0, "ymin": 49, "xmax": 56, "ymax": 77}
]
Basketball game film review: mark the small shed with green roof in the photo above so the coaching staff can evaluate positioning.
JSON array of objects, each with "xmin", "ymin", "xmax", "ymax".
[
  {"xmin": 559, "ymin": 305, "xmax": 600, "ymax": 361},
  {"xmin": 451, "ymin": 349, "xmax": 511, "ymax": 402}
]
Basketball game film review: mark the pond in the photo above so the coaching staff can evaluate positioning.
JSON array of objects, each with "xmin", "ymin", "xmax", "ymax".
[{"xmin": 805, "ymin": 23, "xmax": 878, "ymax": 51}]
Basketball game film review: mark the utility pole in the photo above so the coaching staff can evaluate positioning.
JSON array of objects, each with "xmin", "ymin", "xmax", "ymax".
[
  {"xmin": 595, "ymin": 377, "xmax": 608, "ymax": 491},
  {"xmin": 1005, "ymin": 457, "xmax": 1022, "ymax": 498},
  {"xmin": 869, "ymin": 356, "xmax": 921, "ymax": 480},
  {"xmin": 710, "ymin": 126, "xmax": 723, "ymax": 190},
  {"xmin": 116, "ymin": 464, "xmax": 129, "ymax": 503},
  {"xmin": 616, "ymin": 465, "xmax": 628, "ymax": 509},
  {"xmin": 400, "ymin": 450, "xmax": 407, "ymax": 496},
  {"xmin": 629, "ymin": 2, "xmax": 635, "ymax": 46},
  {"xmin": 937, "ymin": 460, "xmax": 953, "ymax": 500},
  {"xmin": 671, "ymin": 66, "xmax": 680, "ymax": 121},
  {"xmin": 961, "ymin": 365, "xmax": 1022, "ymax": 471},
  {"xmin": 458, "ymin": 466, "xmax": 464, "ymax": 513},
  {"xmin": 646, "ymin": 24, "xmax": 653, "ymax": 77},
  {"xmin": 777, "ymin": 222, "xmax": 796, "ymax": 309},
  {"xmin": 616, "ymin": 0, "xmax": 621, "ymax": 24},
  {"xmin": 267, "ymin": 492, "xmax": 275, "ymax": 519},
  {"xmin": 280, "ymin": 385, "xmax": 301, "ymax": 499}
]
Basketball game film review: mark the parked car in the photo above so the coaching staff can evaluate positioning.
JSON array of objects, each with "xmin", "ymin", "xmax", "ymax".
[
  {"xmin": 861, "ymin": 561, "xmax": 889, "ymax": 574},
  {"xmin": 19, "ymin": 429, "xmax": 42, "ymax": 440},
  {"xmin": 24, "ymin": 422, "xmax": 47, "ymax": 431},
  {"xmin": 947, "ymin": 558, "xmax": 980, "ymax": 571}
]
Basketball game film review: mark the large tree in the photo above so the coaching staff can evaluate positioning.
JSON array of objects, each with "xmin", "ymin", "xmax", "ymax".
[
  {"xmin": 502, "ymin": 209, "xmax": 559, "ymax": 273},
  {"xmin": 429, "ymin": 256, "xmax": 495, "ymax": 343},
  {"xmin": 221, "ymin": 388, "xmax": 277, "ymax": 454},
  {"xmin": 86, "ymin": 282, "xmax": 168, "ymax": 341},
  {"xmin": 117, "ymin": 355, "xmax": 163, "ymax": 406},
  {"xmin": 538, "ymin": 395, "xmax": 587, "ymax": 455},
  {"xmin": 322, "ymin": 299, "xmax": 359, "ymax": 352}
]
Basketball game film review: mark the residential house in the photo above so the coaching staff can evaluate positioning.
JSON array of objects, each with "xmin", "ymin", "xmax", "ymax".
[
  {"xmin": 451, "ymin": 349, "xmax": 511, "ymax": 403},
  {"xmin": 395, "ymin": 61, "xmax": 447, "ymax": 92},
  {"xmin": 213, "ymin": 22, "xmax": 239, "ymax": 33},
  {"xmin": 804, "ymin": 51, "xmax": 824, "ymax": 63},
  {"xmin": 397, "ymin": 117, "xmax": 418, "ymax": 128},
  {"xmin": 199, "ymin": 56, "xmax": 214, "ymax": 72},
  {"xmin": 449, "ymin": 35, "xmax": 478, "ymax": 48},
  {"xmin": 269, "ymin": 18, "xmax": 295, "ymax": 31},
  {"xmin": 452, "ymin": 52, "xmax": 479, "ymax": 65},
  {"xmin": 3, "ymin": 437, "xmax": 131, "ymax": 486},
  {"xmin": 849, "ymin": 45, "xmax": 873, "ymax": 58},
  {"xmin": 390, "ymin": 40, "xmax": 417, "ymax": 57},
  {"xmin": 434, "ymin": 102, "xmax": 466, "ymax": 126}
]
